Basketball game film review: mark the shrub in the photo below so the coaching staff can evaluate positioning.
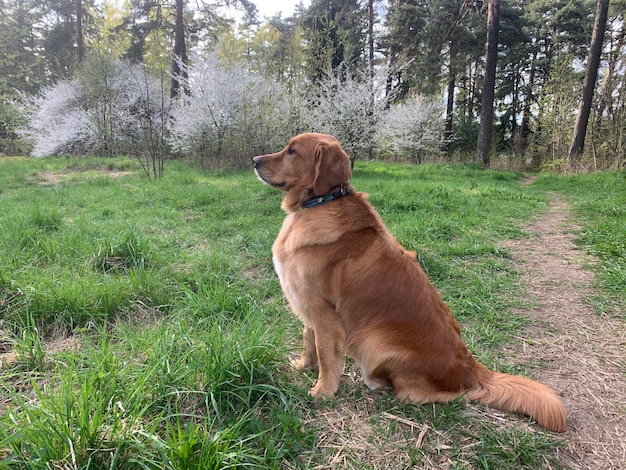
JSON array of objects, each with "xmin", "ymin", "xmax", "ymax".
[
  {"xmin": 303, "ymin": 65, "xmax": 392, "ymax": 163},
  {"xmin": 20, "ymin": 55, "xmax": 168, "ymax": 159},
  {"xmin": 376, "ymin": 94, "xmax": 446, "ymax": 163},
  {"xmin": 168, "ymin": 52, "xmax": 297, "ymax": 168}
]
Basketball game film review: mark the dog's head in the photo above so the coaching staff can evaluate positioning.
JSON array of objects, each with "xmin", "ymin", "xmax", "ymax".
[{"xmin": 253, "ymin": 133, "xmax": 352, "ymax": 212}]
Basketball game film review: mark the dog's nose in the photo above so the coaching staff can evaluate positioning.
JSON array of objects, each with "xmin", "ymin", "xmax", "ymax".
[{"xmin": 252, "ymin": 156, "xmax": 262, "ymax": 169}]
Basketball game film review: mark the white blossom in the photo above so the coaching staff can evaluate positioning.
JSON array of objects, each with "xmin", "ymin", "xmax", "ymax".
[
  {"xmin": 303, "ymin": 66, "xmax": 392, "ymax": 161},
  {"xmin": 20, "ymin": 59, "xmax": 167, "ymax": 157},
  {"xmin": 168, "ymin": 52, "xmax": 296, "ymax": 166},
  {"xmin": 376, "ymin": 95, "xmax": 447, "ymax": 162},
  {"xmin": 21, "ymin": 81, "xmax": 92, "ymax": 157}
]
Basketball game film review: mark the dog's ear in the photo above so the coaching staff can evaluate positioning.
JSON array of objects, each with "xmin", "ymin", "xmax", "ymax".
[{"xmin": 313, "ymin": 140, "xmax": 352, "ymax": 196}]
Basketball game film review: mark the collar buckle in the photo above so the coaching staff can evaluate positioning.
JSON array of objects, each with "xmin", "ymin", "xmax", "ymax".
[{"xmin": 302, "ymin": 184, "xmax": 351, "ymax": 209}]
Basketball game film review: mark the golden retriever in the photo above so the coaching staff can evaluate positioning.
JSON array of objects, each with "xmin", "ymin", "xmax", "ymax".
[{"xmin": 253, "ymin": 133, "xmax": 566, "ymax": 432}]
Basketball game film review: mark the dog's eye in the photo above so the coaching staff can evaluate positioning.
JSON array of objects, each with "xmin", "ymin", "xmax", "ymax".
[{"xmin": 286, "ymin": 147, "xmax": 295, "ymax": 155}]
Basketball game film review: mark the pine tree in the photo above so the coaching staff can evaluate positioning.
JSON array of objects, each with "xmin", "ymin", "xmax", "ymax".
[
  {"xmin": 476, "ymin": 0, "xmax": 499, "ymax": 168},
  {"xmin": 567, "ymin": 0, "xmax": 610, "ymax": 163}
]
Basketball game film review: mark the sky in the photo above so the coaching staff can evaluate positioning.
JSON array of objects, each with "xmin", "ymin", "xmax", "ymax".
[{"xmin": 253, "ymin": 0, "xmax": 310, "ymax": 19}]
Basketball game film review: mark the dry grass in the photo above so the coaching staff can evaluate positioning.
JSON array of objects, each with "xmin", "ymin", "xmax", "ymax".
[{"xmin": 280, "ymin": 354, "xmax": 563, "ymax": 469}]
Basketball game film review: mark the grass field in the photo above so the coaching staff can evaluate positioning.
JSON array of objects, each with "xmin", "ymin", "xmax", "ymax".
[{"xmin": 0, "ymin": 156, "xmax": 623, "ymax": 468}]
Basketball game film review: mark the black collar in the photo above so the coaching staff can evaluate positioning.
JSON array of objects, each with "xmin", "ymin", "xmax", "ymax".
[{"xmin": 302, "ymin": 184, "xmax": 351, "ymax": 209}]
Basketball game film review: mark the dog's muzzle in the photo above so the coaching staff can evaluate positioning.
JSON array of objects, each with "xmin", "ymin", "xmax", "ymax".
[
  {"xmin": 252, "ymin": 155, "xmax": 264, "ymax": 180},
  {"xmin": 253, "ymin": 155, "xmax": 286, "ymax": 188}
]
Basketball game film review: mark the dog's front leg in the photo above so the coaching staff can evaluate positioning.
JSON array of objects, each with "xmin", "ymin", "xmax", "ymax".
[
  {"xmin": 292, "ymin": 326, "xmax": 318, "ymax": 370},
  {"xmin": 310, "ymin": 318, "xmax": 345, "ymax": 399}
]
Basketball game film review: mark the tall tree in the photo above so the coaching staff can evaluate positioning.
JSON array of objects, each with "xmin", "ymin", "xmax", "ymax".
[
  {"xmin": 170, "ymin": 0, "xmax": 188, "ymax": 98},
  {"xmin": 595, "ymin": 21, "xmax": 624, "ymax": 129},
  {"xmin": 523, "ymin": 0, "xmax": 594, "ymax": 167},
  {"xmin": 76, "ymin": 0, "xmax": 85, "ymax": 61},
  {"xmin": 383, "ymin": 0, "xmax": 484, "ymax": 156},
  {"xmin": 301, "ymin": 0, "xmax": 367, "ymax": 81},
  {"xmin": 90, "ymin": 0, "xmax": 133, "ymax": 58},
  {"xmin": 382, "ymin": 0, "xmax": 428, "ymax": 98},
  {"xmin": 592, "ymin": 8, "xmax": 626, "ymax": 168},
  {"xmin": 475, "ymin": 0, "xmax": 499, "ymax": 168},
  {"xmin": 0, "ymin": 0, "xmax": 73, "ymax": 154},
  {"xmin": 439, "ymin": 0, "xmax": 482, "ymax": 154},
  {"xmin": 367, "ymin": 0, "xmax": 374, "ymax": 77},
  {"xmin": 41, "ymin": 0, "xmax": 97, "ymax": 79},
  {"xmin": 494, "ymin": 1, "xmax": 532, "ymax": 154},
  {"xmin": 567, "ymin": 0, "xmax": 610, "ymax": 163},
  {"xmin": 0, "ymin": 0, "xmax": 47, "ymax": 94}
]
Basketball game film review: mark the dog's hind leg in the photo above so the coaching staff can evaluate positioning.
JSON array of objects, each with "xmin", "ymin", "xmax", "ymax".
[
  {"xmin": 393, "ymin": 376, "xmax": 462, "ymax": 405},
  {"xmin": 363, "ymin": 370, "xmax": 392, "ymax": 391}
]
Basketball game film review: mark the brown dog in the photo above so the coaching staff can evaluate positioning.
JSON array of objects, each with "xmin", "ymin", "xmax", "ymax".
[{"xmin": 253, "ymin": 133, "xmax": 566, "ymax": 432}]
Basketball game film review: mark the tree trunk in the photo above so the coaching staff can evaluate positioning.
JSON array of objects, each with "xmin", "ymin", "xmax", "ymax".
[
  {"xmin": 76, "ymin": 0, "xmax": 84, "ymax": 62},
  {"xmin": 367, "ymin": 0, "xmax": 375, "ymax": 159},
  {"xmin": 442, "ymin": 38, "xmax": 458, "ymax": 156},
  {"xmin": 467, "ymin": 60, "xmax": 478, "ymax": 120},
  {"xmin": 443, "ymin": 68, "xmax": 455, "ymax": 155},
  {"xmin": 368, "ymin": 0, "xmax": 374, "ymax": 79},
  {"xmin": 595, "ymin": 18, "xmax": 623, "ymax": 131},
  {"xmin": 518, "ymin": 49, "xmax": 537, "ymax": 153},
  {"xmin": 567, "ymin": 0, "xmax": 609, "ymax": 163},
  {"xmin": 476, "ymin": 0, "xmax": 500, "ymax": 168},
  {"xmin": 170, "ymin": 0, "xmax": 188, "ymax": 98}
]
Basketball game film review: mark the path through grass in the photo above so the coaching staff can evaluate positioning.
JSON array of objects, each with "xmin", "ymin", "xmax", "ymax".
[{"xmin": 502, "ymin": 190, "xmax": 626, "ymax": 469}]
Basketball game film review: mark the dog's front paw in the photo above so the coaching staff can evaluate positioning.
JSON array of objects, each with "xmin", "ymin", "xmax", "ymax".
[
  {"xmin": 291, "ymin": 356, "xmax": 317, "ymax": 371},
  {"xmin": 310, "ymin": 382, "xmax": 336, "ymax": 400}
]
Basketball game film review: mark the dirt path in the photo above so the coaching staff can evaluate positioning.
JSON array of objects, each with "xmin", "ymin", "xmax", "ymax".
[{"xmin": 503, "ymin": 191, "xmax": 626, "ymax": 469}]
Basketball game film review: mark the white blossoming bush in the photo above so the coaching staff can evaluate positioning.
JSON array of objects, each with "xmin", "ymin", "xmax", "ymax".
[
  {"xmin": 21, "ymin": 57, "xmax": 167, "ymax": 158},
  {"xmin": 120, "ymin": 64, "xmax": 171, "ymax": 158},
  {"xmin": 376, "ymin": 95, "xmax": 446, "ymax": 163},
  {"xmin": 168, "ymin": 52, "xmax": 298, "ymax": 168},
  {"xmin": 303, "ymin": 66, "xmax": 392, "ymax": 163},
  {"xmin": 22, "ymin": 81, "xmax": 92, "ymax": 157},
  {"xmin": 21, "ymin": 51, "xmax": 444, "ymax": 169}
]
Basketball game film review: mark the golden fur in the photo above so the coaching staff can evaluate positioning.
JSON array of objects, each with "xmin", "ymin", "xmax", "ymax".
[{"xmin": 253, "ymin": 133, "xmax": 567, "ymax": 432}]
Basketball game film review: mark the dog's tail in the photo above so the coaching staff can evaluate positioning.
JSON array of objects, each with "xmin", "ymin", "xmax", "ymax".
[{"xmin": 465, "ymin": 363, "xmax": 566, "ymax": 432}]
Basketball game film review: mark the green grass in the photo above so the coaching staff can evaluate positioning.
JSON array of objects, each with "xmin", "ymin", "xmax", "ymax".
[{"xmin": 0, "ymin": 156, "xmax": 620, "ymax": 468}]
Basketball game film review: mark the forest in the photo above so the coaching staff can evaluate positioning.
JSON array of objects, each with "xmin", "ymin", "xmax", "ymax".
[{"xmin": 1, "ymin": 0, "xmax": 625, "ymax": 172}]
